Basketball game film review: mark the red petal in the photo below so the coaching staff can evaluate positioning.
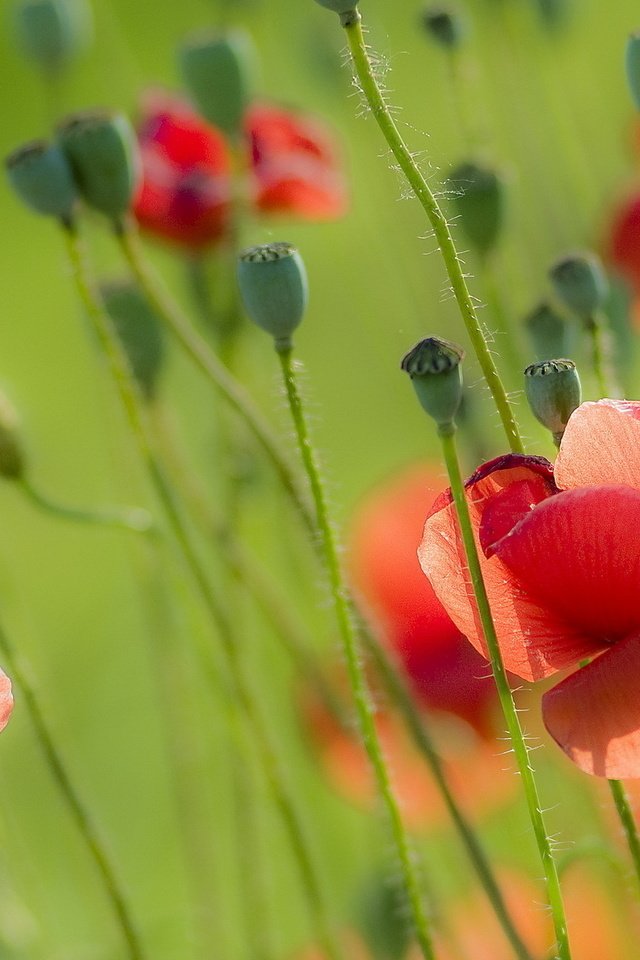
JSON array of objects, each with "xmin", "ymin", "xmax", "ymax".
[
  {"xmin": 0, "ymin": 671, "xmax": 13, "ymax": 732},
  {"xmin": 420, "ymin": 456, "xmax": 599, "ymax": 681},
  {"xmin": 607, "ymin": 190, "xmax": 640, "ymax": 294},
  {"xmin": 246, "ymin": 103, "xmax": 347, "ymax": 220},
  {"xmin": 543, "ymin": 633, "xmax": 640, "ymax": 777},
  {"xmin": 555, "ymin": 400, "xmax": 640, "ymax": 491},
  {"xmin": 494, "ymin": 485, "xmax": 640, "ymax": 642}
]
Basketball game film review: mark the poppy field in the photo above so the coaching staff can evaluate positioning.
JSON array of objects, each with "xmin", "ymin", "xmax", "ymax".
[{"xmin": 2, "ymin": 0, "xmax": 640, "ymax": 958}]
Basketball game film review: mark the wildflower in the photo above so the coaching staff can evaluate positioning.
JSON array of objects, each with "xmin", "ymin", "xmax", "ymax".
[
  {"xmin": 133, "ymin": 93, "xmax": 346, "ymax": 250},
  {"xmin": 420, "ymin": 399, "xmax": 640, "ymax": 777},
  {"xmin": 607, "ymin": 189, "xmax": 640, "ymax": 294},
  {"xmin": 0, "ymin": 672, "xmax": 12, "ymax": 732}
]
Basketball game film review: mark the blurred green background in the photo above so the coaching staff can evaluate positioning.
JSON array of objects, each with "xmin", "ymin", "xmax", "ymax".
[{"xmin": 0, "ymin": 0, "xmax": 639, "ymax": 957}]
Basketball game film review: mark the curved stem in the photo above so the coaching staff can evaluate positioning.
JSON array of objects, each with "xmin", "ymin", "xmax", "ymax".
[
  {"xmin": 115, "ymin": 222, "xmax": 317, "ymax": 537},
  {"xmin": 18, "ymin": 476, "xmax": 153, "ymax": 534},
  {"xmin": 277, "ymin": 345, "xmax": 435, "ymax": 960},
  {"xmin": 342, "ymin": 14, "xmax": 524, "ymax": 455},
  {"xmin": 361, "ymin": 625, "xmax": 535, "ymax": 960},
  {"xmin": 0, "ymin": 621, "xmax": 145, "ymax": 958},
  {"xmin": 62, "ymin": 223, "xmax": 343, "ymax": 960},
  {"xmin": 608, "ymin": 779, "xmax": 640, "ymax": 897},
  {"xmin": 438, "ymin": 424, "xmax": 571, "ymax": 960}
]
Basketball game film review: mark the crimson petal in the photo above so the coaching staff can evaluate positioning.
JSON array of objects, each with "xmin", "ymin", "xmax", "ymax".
[{"xmin": 543, "ymin": 633, "xmax": 640, "ymax": 777}]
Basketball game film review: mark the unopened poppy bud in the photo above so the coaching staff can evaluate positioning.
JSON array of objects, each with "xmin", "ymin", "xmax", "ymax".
[
  {"xmin": 447, "ymin": 161, "xmax": 505, "ymax": 256},
  {"xmin": 421, "ymin": 5, "xmax": 466, "ymax": 48},
  {"xmin": 0, "ymin": 393, "xmax": 26, "ymax": 480},
  {"xmin": 549, "ymin": 252, "xmax": 608, "ymax": 320},
  {"xmin": 524, "ymin": 358, "xmax": 581, "ymax": 444},
  {"xmin": 179, "ymin": 30, "xmax": 256, "ymax": 139},
  {"xmin": 13, "ymin": 0, "xmax": 92, "ymax": 73},
  {"xmin": 626, "ymin": 33, "xmax": 640, "ymax": 111},
  {"xmin": 313, "ymin": 0, "xmax": 360, "ymax": 20},
  {"xmin": 5, "ymin": 140, "xmax": 77, "ymax": 222},
  {"xmin": 524, "ymin": 301, "xmax": 571, "ymax": 362},
  {"xmin": 401, "ymin": 337, "xmax": 464, "ymax": 428},
  {"xmin": 532, "ymin": 0, "xmax": 570, "ymax": 29},
  {"xmin": 57, "ymin": 110, "xmax": 141, "ymax": 221},
  {"xmin": 237, "ymin": 242, "xmax": 308, "ymax": 351},
  {"xmin": 100, "ymin": 281, "xmax": 165, "ymax": 401}
]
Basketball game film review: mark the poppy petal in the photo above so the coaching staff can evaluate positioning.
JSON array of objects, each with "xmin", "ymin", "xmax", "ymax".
[
  {"xmin": 492, "ymin": 485, "xmax": 640, "ymax": 642},
  {"xmin": 543, "ymin": 633, "xmax": 640, "ymax": 778},
  {"xmin": 420, "ymin": 457, "xmax": 596, "ymax": 681},
  {"xmin": 555, "ymin": 400, "xmax": 640, "ymax": 491}
]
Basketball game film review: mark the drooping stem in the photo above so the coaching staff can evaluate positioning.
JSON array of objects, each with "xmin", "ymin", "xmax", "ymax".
[
  {"xmin": 361, "ymin": 626, "xmax": 535, "ymax": 960},
  {"xmin": 341, "ymin": 13, "xmax": 524, "ymax": 455},
  {"xmin": 115, "ymin": 221, "xmax": 316, "ymax": 537},
  {"xmin": 608, "ymin": 779, "xmax": 640, "ymax": 897},
  {"xmin": 438, "ymin": 424, "xmax": 571, "ymax": 960},
  {"xmin": 277, "ymin": 344, "xmax": 435, "ymax": 960},
  {"xmin": 62, "ymin": 223, "xmax": 343, "ymax": 960},
  {"xmin": 0, "ymin": 620, "xmax": 145, "ymax": 959},
  {"xmin": 18, "ymin": 476, "xmax": 153, "ymax": 534}
]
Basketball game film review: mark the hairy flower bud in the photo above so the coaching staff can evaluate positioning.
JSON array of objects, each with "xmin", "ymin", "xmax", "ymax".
[
  {"xmin": 100, "ymin": 280, "xmax": 165, "ymax": 401},
  {"xmin": 179, "ymin": 30, "xmax": 256, "ymax": 138},
  {"xmin": 549, "ymin": 252, "xmax": 608, "ymax": 320},
  {"xmin": 421, "ymin": 5, "xmax": 466, "ymax": 48},
  {"xmin": 524, "ymin": 301, "xmax": 571, "ymax": 362},
  {"xmin": 401, "ymin": 337, "xmax": 464, "ymax": 428},
  {"xmin": 6, "ymin": 140, "xmax": 77, "ymax": 222},
  {"xmin": 447, "ymin": 161, "xmax": 505, "ymax": 256},
  {"xmin": 57, "ymin": 110, "xmax": 141, "ymax": 221},
  {"xmin": 237, "ymin": 242, "xmax": 308, "ymax": 351},
  {"xmin": 524, "ymin": 358, "xmax": 581, "ymax": 444},
  {"xmin": 13, "ymin": 0, "xmax": 92, "ymax": 73}
]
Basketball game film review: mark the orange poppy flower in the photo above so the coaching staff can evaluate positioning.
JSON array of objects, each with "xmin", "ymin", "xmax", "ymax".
[{"xmin": 420, "ymin": 400, "xmax": 640, "ymax": 778}]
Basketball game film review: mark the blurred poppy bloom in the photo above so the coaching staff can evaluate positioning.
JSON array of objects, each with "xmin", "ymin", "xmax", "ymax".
[
  {"xmin": 607, "ymin": 189, "xmax": 640, "ymax": 294},
  {"xmin": 420, "ymin": 399, "xmax": 640, "ymax": 778},
  {"xmin": 133, "ymin": 93, "xmax": 346, "ymax": 250},
  {"xmin": 0, "ymin": 671, "xmax": 12, "ymax": 732}
]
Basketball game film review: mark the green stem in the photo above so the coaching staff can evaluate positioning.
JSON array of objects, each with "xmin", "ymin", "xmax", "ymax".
[
  {"xmin": 438, "ymin": 424, "xmax": 571, "ymax": 960},
  {"xmin": 361, "ymin": 626, "xmax": 535, "ymax": 960},
  {"xmin": 342, "ymin": 13, "xmax": 524, "ymax": 455},
  {"xmin": 277, "ymin": 345, "xmax": 435, "ymax": 960},
  {"xmin": 585, "ymin": 312, "xmax": 619, "ymax": 400},
  {"xmin": 115, "ymin": 221, "xmax": 317, "ymax": 538},
  {"xmin": 18, "ymin": 476, "xmax": 152, "ymax": 534},
  {"xmin": 62, "ymin": 223, "xmax": 343, "ymax": 960},
  {"xmin": 0, "ymin": 621, "xmax": 145, "ymax": 958},
  {"xmin": 480, "ymin": 253, "xmax": 523, "ymax": 384},
  {"xmin": 608, "ymin": 779, "xmax": 640, "ymax": 897}
]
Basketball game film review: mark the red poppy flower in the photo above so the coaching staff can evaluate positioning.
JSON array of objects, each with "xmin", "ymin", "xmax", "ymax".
[
  {"xmin": 420, "ymin": 399, "xmax": 640, "ymax": 778},
  {"xmin": 607, "ymin": 189, "xmax": 640, "ymax": 294},
  {"xmin": 348, "ymin": 463, "xmax": 498, "ymax": 737},
  {"xmin": 0, "ymin": 671, "xmax": 12, "ymax": 732},
  {"xmin": 133, "ymin": 93, "xmax": 346, "ymax": 250}
]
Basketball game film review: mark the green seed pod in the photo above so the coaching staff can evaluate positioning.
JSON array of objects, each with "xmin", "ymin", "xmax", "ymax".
[
  {"xmin": 100, "ymin": 280, "xmax": 166, "ymax": 401},
  {"xmin": 524, "ymin": 300, "xmax": 571, "ymax": 362},
  {"xmin": 524, "ymin": 358, "xmax": 581, "ymax": 444},
  {"xmin": 447, "ymin": 161, "xmax": 505, "ymax": 256},
  {"xmin": 549, "ymin": 252, "xmax": 608, "ymax": 320},
  {"xmin": 531, "ymin": 0, "xmax": 571, "ymax": 29},
  {"xmin": 57, "ymin": 110, "xmax": 141, "ymax": 221},
  {"xmin": 179, "ymin": 30, "xmax": 256, "ymax": 138},
  {"xmin": 626, "ymin": 33, "xmax": 640, "ymax": 111},
  {"xmin": 313, "ymin": 0, "xmax": 359, "ymax": 17},
  {"xmin": 401, "ymin": 337, "xmax": 464, "ymax": 428},
  {"xmin": 421, "ymin": 5, "xmax": 466, "ymax": 48},
  {"xmin": 0, "ymin": 393, "xmax": 26, "ymax": 480},
  {"xmin": 5, "ymin": 139, "xmax": 77, "ymax": 222},
  {"xmin": 237, "ymin": 243, "xmax": 308, "ymax": 351},
  {"xmin": 13, "ymin": 0, "xmax": 92, "ymax": 73}
]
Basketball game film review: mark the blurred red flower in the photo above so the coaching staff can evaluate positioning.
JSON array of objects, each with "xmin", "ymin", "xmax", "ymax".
[
  {"xmin": 420, "ymin": 399, "xmax": 640, "ymax": 778},
  {"xmin": 607, "ymin": 189, "xmax": 640, "ymax": 293},
  {"xmin": 133, "ymin": 93, "xmax": 346, "ymax": 250}
]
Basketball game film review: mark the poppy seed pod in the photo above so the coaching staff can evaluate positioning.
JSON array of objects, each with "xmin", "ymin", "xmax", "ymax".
[
  {"xmin": 100, "ymin": 281, "xmax": 166, "ymax": 401},
  {"xmin": 13, "ymin": 0, "xmax": 92, "ymax": 73},
  {"xmin": 57, "ymin": 110, "xmax": 141, "ymax": 221},
  {"xmin": 5, "ymin": 140, "xmax": 77, "ymax": 222},
  {"xmin": 549, "ymin": 252, "xmax": 608, "ymax": 320},
  {"xmin": 179, "ymin": 30, "xmax": 256, "ymax": 138},
  {"xmin": 401, "ymin": 337, "xmax": 464, "ymax": 428},
  {"xmin": 421, "ymin": 5, "xmax": 466, "ymax": 48},
  {"xmin": 524, "ymin": 301, "xmax": 571, "ymax": 362},
  {"xmin": 0, "ymin": 393, "xmax": 26, "ymax": 481},
  {"xmin": 237, "ymin": 242, "xmax": 308, "ymax": 350},
  {"xmin": 447, "ymin": 161, "xmax": 505, "ymax": 256},
  {"xmin": 626, "ymin": 33, "xmax": 640, "ymax": 111},
  {"xmin": 313, "ymin": 0, "xmax": 359, "ymax": 16},
  {"xmin": 524, "ymin": 358, "xmax": 581, "ymax": 444}
]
